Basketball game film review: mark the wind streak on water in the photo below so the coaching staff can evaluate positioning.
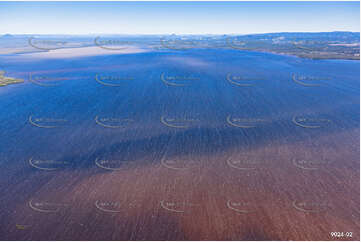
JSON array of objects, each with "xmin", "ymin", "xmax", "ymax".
[{"xmin": 0, "ymin": 49, "xmax": 359, "ymax": 240}]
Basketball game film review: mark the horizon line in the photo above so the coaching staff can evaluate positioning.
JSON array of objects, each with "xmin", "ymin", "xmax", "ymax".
[{"xmin": 2, "ymin": 31, "xmax": 360, "ymax": 36}]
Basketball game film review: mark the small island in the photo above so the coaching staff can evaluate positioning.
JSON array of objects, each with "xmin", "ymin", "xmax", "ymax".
[{"xmin": 0, "ymin": 70, "xmax": 24, "ymax": 87}]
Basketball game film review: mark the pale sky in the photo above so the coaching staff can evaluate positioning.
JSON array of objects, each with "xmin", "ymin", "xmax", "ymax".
[{"xmin": 0, "ymin": 1, "xmax": 359, "ymax": 35}]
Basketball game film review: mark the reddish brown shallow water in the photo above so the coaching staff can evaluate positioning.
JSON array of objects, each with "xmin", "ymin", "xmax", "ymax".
[
  {"xmin": 0, "ymin": 49, "xmax": 359, "ymax": 240},
  {"xmin": 0, "ymin": 127, "xmax": 358, "ymax": 241}
]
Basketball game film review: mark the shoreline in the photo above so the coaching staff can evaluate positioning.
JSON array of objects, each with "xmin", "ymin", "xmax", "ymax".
[{"xmin": 1, "ymin": 45, "xmax": 359, "ymax": 61}]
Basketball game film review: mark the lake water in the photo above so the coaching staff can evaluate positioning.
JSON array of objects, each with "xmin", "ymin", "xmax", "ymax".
[{"xmin": 0, "ymin": 48, "xmax": 359, "ymax": 240}]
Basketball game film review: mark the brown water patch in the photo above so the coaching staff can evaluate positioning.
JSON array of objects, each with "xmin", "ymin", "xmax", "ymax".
[{"xmin": 0, "ymin": 125, "xmax": 359, "ymax": 240}]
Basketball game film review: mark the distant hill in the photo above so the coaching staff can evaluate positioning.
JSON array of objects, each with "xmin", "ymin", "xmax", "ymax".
[
  {"xmin": 239, "ymin": 31, "xmax": 360, "ymax": 43},
  {"xmin": 1, "ymin": 34, "xmax": 14, "ymax": 38}
]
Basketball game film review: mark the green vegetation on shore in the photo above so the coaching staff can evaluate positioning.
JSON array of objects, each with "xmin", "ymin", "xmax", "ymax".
[
  {"xmin": 0, "ymin": 70, "xmax": 23, "ymax": 87},
  {"xmin": 224, "ymin": 32, "xmax": 360, "ymax": 60}
]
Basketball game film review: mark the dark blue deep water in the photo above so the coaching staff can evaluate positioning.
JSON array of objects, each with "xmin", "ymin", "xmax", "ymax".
[
  {"xmin": 0, "ymin": 48, "xmax": 359, "ymax": 241},
  {"xmin": 0, "ymin": 49, "xmax": 359, "ymax": 168}
]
